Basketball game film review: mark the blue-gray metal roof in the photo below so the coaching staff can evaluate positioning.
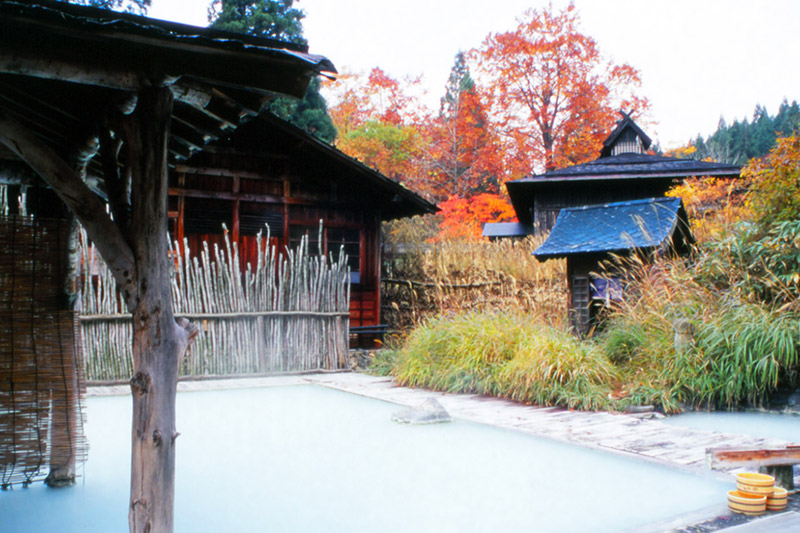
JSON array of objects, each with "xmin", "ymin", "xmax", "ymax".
[
  {"xmin": 533, "ymin": 197, "xmax": 689, "ymax": 259},
  {"xmin": 482, "ymin": 222, "xmax": 533, "ymax": 238}
]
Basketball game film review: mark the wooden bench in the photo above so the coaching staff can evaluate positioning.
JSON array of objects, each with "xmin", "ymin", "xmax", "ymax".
[
  {"xmin": 707, "ymin": 445, "xmax": 800, "ymax": 489},
  {"xmin": 349, "ymin": 324, "xmax": 389, "ymax": 349}
]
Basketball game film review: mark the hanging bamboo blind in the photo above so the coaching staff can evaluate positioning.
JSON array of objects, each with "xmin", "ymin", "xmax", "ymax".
[
  {"xmin": 0, "ymin": 216, "xmax": 87, "ymax": 488},
  {"xmin": 79, "ymin": 225, "xmax": 351, "ymax": 380}
]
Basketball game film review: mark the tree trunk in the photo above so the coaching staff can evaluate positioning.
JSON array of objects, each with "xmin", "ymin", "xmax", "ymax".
[{"xmin": 124, "ymin": 87, "xmax": 186, "ymax": 533}]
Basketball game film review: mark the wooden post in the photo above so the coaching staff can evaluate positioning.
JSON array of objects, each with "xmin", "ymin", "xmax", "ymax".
[
  {"xmin": 45, "ymin": 216, "xmax": 82, "ymax": 487},
  {"xmin": 123, "ymin": 87, "xmax": 194, "ymax": 533}
]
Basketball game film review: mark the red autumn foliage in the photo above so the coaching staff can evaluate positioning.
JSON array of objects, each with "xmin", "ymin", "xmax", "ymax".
[
  {"xmin": 425, "ymin": 85, "xmax": 504, "ymax": 201},
  {"xmin": 474, "ymin": 2, "xmax": 649, "ymax": 176},
  {"xmin": 435, "ymin": 193, "xmax": 517, "ymax": 241}
]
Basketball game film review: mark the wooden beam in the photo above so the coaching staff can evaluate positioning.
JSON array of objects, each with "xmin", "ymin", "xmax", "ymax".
[
  {"xmin": 168, "ymin": 186, "xmax": 285, "ymax": 204},
  {"xmin": 174, "ymin": 166, "xmax": 286, "ymax": 179},
  {"xmin": 0, "ymin": 161, "xmax": 41, "ymax": 185},
  {"xmin": 707, "ymin": 446, "xmax": 800, "ymax": 469},
  {"xmin": 0, "ymin": 108, "xmax": 136, "ymax": 304}
]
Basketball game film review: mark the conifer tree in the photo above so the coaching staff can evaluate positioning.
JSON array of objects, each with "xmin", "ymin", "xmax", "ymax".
[{"xmin": 209, "ymin": 0, "xmax": 336, "ymax": 143}]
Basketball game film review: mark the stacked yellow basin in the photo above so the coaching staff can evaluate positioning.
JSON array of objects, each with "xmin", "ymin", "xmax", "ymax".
[
  {"xmin": 767, "ymin": 487, "xmax": 788, "ymax": 511},
  {"xmin": 727, "ymin": 472, "xmax": 787, "ymax": 516}
]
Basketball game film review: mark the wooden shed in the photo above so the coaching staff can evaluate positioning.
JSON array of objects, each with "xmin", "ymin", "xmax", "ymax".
[
  {"xmin": 492, "ymin": 113, "xmax": 741, "ymax": 238},
  {"xmin": 533, "ymin": 197, "xmax": 693, "ymax": 335},
  {"xmin": 168, "ymin": 112, "xmax": 437, "ymax": 344}
]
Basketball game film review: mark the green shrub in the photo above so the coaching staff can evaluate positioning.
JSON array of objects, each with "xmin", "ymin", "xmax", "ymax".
[
  {"xmin": 599, "ymin": 252, "xmax": 800, "ymax": 412},
  {"xmin": 391, "ymin": 312, "xmax": 617, "ymax": 409}
]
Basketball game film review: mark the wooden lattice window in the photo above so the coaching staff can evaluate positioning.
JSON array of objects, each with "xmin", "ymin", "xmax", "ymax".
[{"xmin": 570, "ymin": 275, "xmax": 591, "ymax": 336}]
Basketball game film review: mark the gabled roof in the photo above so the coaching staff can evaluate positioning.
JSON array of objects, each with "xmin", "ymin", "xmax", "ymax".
[
  {"xmin": 533, "ymin": 197, "xmax": 692, "ymax": 260},
  {"xmin": 600, "ymin": 112, "xmax": 652, "ymax": 157},
  {"xmin": 183, "ymin": 112, "xmax": 438, "ymax": 221},
  {"xmin": 508, "ymin": 115, "xmax": 740, "ymax": 185}
]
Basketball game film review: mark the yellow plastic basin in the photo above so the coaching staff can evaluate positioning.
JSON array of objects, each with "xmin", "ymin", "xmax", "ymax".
[
  {"xmin": 767, "ymin": 486, "xmax": 788, "ymax": 511},
  {"xmin": 735, "ymin": 472, "xmax": 775, "ymax": 487},
  {"xmin": 727, "ymin": 490, "xmax": 767, "ymax": 516},
  {"xmin": 735, "ymin": 472, "xmax": 775, "ymax": 496}
]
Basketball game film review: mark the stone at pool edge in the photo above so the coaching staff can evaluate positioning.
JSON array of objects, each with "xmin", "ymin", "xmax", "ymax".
[{"xmin": 392, "ymin": 398, "xmax": 452, "ymax": 425}]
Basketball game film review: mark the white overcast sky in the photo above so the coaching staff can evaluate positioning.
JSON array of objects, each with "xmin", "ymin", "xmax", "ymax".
[{"xmin": 149, "ymin": 0, "xmax": 800, "ymax": 150}]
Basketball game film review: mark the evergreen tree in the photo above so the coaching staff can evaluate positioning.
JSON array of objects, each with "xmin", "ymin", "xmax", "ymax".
[
  {"xmin": 208, "ymin": 0, "xmax": 304, "ymax": 44},
  {"xmin": 208, "ymin": 0, "xmax": 336, "ymax": 143},
  {"xmin": 439, "ymin": 51, "xmax": 474, "ymax": 118},
  {"xmin": 774, "ymin": 99, "xmax": 800, "ymax": 137},
  {"xmin": 690, "ymin": 100, "xmax": 800, "ymax": 164},
  {"xmin": 750, "ymin": 105, "xmax": 775, "ymax": 159}
]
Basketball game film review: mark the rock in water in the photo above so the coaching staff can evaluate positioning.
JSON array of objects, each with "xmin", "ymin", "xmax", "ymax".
[{"xmin": 391, "ymin": 398, "xmax": 451, "ymax": 424}]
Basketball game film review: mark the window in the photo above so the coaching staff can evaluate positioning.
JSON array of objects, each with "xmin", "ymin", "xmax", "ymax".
[{"xmin": 328, "ymin": 228, "xmax": 361, "ymax": 284}]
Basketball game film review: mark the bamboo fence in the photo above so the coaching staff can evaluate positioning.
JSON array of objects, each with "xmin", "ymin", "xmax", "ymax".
[
  {"xmin": 382, "ymin": 237, "xmax": 568, "ymax": 331},
  {"xmin": 78, "ymin": 225, "xmax": 350, "ymax": 381},
  {"xmin": 0, "ymin": 216, "xmax": 87, "ymax": 488}
]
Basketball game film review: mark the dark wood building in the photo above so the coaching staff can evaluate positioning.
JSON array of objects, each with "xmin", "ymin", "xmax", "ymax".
[
  {"xmin": 533, "ymin": 197, "xmax": 693, "ymax": 335},
  {"xmin": 486, "ymin": 114, "xmax": 743, "ymax": 334},
  {"xmin": 0, "ymin": 0, "xmax": 337, "ymax": 494},
  {"xmin": 493, "ymin": 114, "xmax": 741, "ymax": 237},
  {"xmin": 168, "ymin": 112, "xmax": 437, "ymax": 335}
]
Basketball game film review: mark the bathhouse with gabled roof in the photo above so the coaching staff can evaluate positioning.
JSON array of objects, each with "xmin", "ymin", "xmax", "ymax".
[
  {"xmin": 484, "ymin": 113, "xmax": 742, "ymax": 334},
  {"xmin": 485, "ymin": 113, "xmax": 741, "ymax": 239}
]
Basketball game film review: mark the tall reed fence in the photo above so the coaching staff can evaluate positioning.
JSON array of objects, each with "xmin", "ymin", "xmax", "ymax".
[
  {"xmin": 381, "ymin": 237, "xmax": 568, "ymax": 332},
  {"xmin": 78, "ymin": 227, "xmax": 350, "ymax": 381}
]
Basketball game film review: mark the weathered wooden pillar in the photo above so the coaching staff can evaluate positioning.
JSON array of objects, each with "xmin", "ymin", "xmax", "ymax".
[
  {"xmin": 46, "ymin": 215, "xmax": 81, "ymax": 487},
  {"xmin": 123, "ymin": 86, "xmax": 187, "ymax": 533}
]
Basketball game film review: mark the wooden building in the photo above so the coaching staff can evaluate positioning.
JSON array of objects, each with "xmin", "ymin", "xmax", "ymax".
[
  {"xmin": 533, "ymin": 197, "xmax": 693, "ymax": 335},
  {"xmin": 169, "ymin": 112, "xmax": 437, "ymax": 339},
  {"xmin": 485, "ymin": 113, "xmax": 741, "ymax": 238},
  {"xmin": 484, "ymin": 113, "xmax": 742, "ymax": 334}
]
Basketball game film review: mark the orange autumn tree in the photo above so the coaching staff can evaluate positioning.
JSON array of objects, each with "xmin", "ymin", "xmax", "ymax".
[
  {"xmin": 474, "ymin": 2, "xmax": 649, "ymax": 175},
  {"xmin": 436, "ymin": 193, "xmax": 517, "ymax": 241},
  {"xmin": 665, "ymin": 144, "xmax": 750, "ymax": 239},
  {"xmin": 425, "ymin": 51, "xmax": 504, "ymax": 202},
  {"xmin": 325, "ymin": 68, "xmax": 433, "ymax": 196}
]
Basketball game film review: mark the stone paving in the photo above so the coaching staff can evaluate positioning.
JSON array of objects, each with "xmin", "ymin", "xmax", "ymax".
[{"xmin": 88, "ymin": 371, "xmax": 800, "ymax": 532}]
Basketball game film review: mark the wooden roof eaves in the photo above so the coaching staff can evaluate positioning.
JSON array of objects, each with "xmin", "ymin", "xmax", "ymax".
[
  {"xmin": 254, "ymin": 113, "xmax": 439, "ymax": 219},
  {"xmin": 0, "ymin": 2, "xmax": 335, "ymax": 100},
  {"xmin": 509, "ymin": 168, "xmax": 741, "ymax": 185}
]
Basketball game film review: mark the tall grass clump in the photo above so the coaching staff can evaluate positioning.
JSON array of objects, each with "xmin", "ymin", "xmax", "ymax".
[
  {"xmin": 496, "ymin": 328, "xmax": 617, "ymax": 410},
  {"xmin": 599, "ymin": 249, "xmax": 800, "ymax": 412},
  {"xmin": 390, "ymin": 311, "xmax": 618, "ymax": 409}
]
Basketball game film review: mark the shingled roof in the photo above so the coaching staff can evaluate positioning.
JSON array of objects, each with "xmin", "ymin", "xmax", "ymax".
[
  {"xmin": 517, "ymin": 152, "xmax": 742, "ymax": 182},
  {"xmin": 533, "ymin": 197, "xmax": 692, "ymax": 260},
  {"xmin": 510, "ymin": 112, "xmax": 741, "ymax": 184}
]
